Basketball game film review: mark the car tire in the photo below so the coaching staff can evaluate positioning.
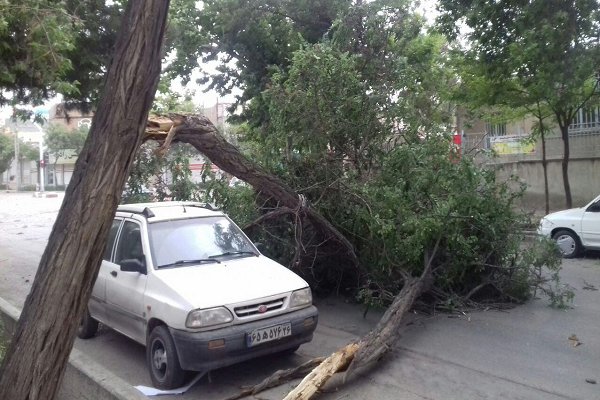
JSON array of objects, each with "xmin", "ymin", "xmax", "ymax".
[
  {"xmin": 552, "ymin": 230, "xmax": 582, "ymax": 258},
  {"xmin": 147, "ymin": 325, "xmax": 185, "ymax": 390},
  {"xmin": 77, "ymin": 308, "xmax": 99, "ymax": 339}
]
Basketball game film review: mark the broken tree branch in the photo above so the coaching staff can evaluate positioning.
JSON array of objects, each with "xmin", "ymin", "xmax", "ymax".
[
  {"xmin": 224, "ymin": 357, "xmax": 326, "ymax": 400},
  {"xmin": 282, "ymin": 343, "xmax": 359, "ymax": 400},
  {"xmin": 145, "ymin": 113, "xmax": 359, "ymax": 268},
  {"xmin": 344, "ymin": 236, "xmax": 440, "ymax": 379}
]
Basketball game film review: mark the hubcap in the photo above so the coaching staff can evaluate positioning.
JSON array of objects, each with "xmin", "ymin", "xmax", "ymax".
[
  {"xmin": 556, "ymin": 234, "xmax": 576, "ymax": 256},
  {"xmin": 152, "ymin": 340, "xmax": 167, "ymax": 376}
]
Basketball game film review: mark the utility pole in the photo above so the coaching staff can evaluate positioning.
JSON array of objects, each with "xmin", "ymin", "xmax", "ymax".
[
  {"xmin": 14, "ymin": 130, "xmax": 20, "ymax": 191},
  {"xmin": 34, "ymin": 123, "xmax": 45, "ymax": 192}
]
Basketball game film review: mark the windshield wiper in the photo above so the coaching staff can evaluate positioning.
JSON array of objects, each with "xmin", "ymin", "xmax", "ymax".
[
  {"xmin": 208, "ymin": 251, "xmax": 258, "ymax": 259},
  {"xmin": 157, "ymin": 258, "xmax": 221, "ymax": 269}
]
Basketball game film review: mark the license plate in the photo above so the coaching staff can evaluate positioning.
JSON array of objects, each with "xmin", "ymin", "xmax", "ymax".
[{"xmin": 246, "ymin": 322, "xmax": 292, "ymax": 347}]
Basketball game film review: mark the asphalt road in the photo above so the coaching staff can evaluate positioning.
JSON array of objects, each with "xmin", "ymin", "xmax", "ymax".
[{"xmin": 0, "ymin": 191, "xmax": 599, "ymax": 400}]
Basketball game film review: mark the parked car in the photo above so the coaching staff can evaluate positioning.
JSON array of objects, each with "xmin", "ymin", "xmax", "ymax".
[
  {"xmin": 537, "ymin": 194, "xmax": 600, "ymax": 258},
  {"xmin": 78, "ymin": 202, "xmax": 318, "ymax": 389}
]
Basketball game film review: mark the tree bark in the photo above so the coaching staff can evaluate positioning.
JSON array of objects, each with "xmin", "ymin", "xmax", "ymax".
[
  {"xmin": 282, "ymin": 343, "xmax": 360, "ymax": 400},
  {"xmin": 0, "ymin": 2, "xmax": 169, "ymax": 399},
  {"xmin": 559, "ymin": 123, "xmax": 572, "ymax": 209},
  {"xmin": 541, "ymin": 127, "xmax": 549, "ymax": 215}
]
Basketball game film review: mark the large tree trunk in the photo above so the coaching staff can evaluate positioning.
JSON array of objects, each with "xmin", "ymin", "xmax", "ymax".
[{"xmin": 0, "ymin": 2, "xmax": 169, "ymax": 399}]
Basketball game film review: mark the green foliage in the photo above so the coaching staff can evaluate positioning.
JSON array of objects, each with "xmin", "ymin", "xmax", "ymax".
[
  {"xmin": 18, "ymin": 140, "xmax": 38, "ymax": 161},
  {"xmin": 122, "ymin": 142, "xmax": 205, "ymax": 204},
  {"xmin": 0, "ymin": 0, "xmax": 78, "ymax": 108},
  {"xmin": 523, "ymin": 237, "xmax": 575, "ymax": 309},
  {"xmin": 43, "ymin": 124, "xmax": 87, "ymax": 162},
  {"xmin": 331, "ymin": 137, "xmax": 536, "ymax": 304},
  {"xmin": 0, "ymin": 134, "xmax": 14, "ymax": 175},
  {"xmin": 151, "ymin": 86, "xmax": 198, "ymax": 115},
  {"xmin": 194, "ymin": 0, "xmax": 349, "ymax": 124},
  {"xmin": 197, "ymin": 1, "xmax": 565, "ymax": 307},
  {"xmin": 201, "ymin": 176, "xmax": 258, "ymax": 228},
  {"xmin": 438, "ymin": 0, "xmax": 600, "ymax": 128}
]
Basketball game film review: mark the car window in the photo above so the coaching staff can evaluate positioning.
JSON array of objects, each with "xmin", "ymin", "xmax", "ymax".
[
  {"xmin": 148, "ymin": 216, "xmax": 255, "ymax": 268},
  {"xmin": 103, "ymin": 219, "xmax": 122, "ymax": 261},
  {"xmin": 115, "ymin": 221, "xmax": 144, "ymax": 264},
  {"xmin": 586, "ymin": 201, "xmax": 600, "ymax": 212}
]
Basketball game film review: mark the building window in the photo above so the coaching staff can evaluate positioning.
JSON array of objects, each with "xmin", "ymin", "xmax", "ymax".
[
  {"xmin": 569, "ymin": 107, "xmax": 600, "ymax": 135},
  {"xmin": 485, "ymin": 122, "xmax": 506, "ymax": 136}
]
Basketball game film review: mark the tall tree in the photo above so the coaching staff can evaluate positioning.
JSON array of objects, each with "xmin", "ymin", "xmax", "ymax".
[
  {"xmin": 0, "ymin": 134, "xmax": 14, "ymax": 179},
  {"xmin": 437, "ymin": 0, "xmax": 600, "ymax": 208},
  {"xmin": 0, "ymin": 1, "xmax": 169, "ymax": 399}
]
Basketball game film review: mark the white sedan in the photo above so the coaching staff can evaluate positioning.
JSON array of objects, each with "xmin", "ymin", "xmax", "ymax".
[{"xmin": 538, "ymin": 195, "xmax": 600, "ymax": 258}]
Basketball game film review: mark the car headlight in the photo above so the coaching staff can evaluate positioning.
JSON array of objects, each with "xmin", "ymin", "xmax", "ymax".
[
  {"xmin": 186, "ymin": 307, "xmax": 233, "ymax": 328},
  {"xmin": 537, "ymin": 217, "xmax": 554, "ymax": 235},
  {"xmin": 290, "ymin": 287, "xmax": 312, "ymax": 308}
]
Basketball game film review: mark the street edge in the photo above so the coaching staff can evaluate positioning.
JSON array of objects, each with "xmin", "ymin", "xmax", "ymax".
[{"xmin": 0, "ymin": 296, "xmax": 146, "ymax": 400}]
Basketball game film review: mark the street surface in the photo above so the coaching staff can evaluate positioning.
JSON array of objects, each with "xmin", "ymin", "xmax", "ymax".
[{"xmin": 0, "ymin": 191, "xmax": 598, "ymax": 399}]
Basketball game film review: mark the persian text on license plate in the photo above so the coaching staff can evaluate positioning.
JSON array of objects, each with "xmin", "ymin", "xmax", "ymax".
[{"xmin": 246, "ymin": 322, "xmax": 292, "ymax": 347}]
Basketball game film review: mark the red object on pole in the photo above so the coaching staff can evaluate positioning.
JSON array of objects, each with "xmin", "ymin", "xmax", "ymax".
[{"xmin": 450, "ymin": 134, "xmax": 462, "ymax": 162}]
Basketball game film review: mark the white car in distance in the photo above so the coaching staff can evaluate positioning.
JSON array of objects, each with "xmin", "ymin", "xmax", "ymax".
[
  {"xmin": 538, "ymin": 194, "xmax": 600, "ymax": 258},
  {"xmin": 78, "ymin": 202, "xmax": 318, "ymax": 389}
]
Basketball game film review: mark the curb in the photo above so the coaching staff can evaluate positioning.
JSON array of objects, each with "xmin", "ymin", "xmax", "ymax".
[
  {"xmin": 0, "ymin": 297, "xmax": 146, "ymax": 400},
  {"xmin": 33, "ymin": 191, "xmax": 59, "ymax": 198}
]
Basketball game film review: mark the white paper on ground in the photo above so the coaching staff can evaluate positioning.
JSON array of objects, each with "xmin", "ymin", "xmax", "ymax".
[{"xmin": 135, "ymin": 372, "xmax": 206, "ymax": 396}]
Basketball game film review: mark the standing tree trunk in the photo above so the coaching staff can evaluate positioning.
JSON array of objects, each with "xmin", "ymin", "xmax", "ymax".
[
  {"xmin": 541, "ymin": 126, "xmax": 549, "ymax": 215},
  {"xmin": 533, "ymin": 107, "xmax": 550, "ymax": 215},
  {"xmin": 0, "ymin": 2, "xmax": 169, "ymax": 399},
  {"xmin": 559, "ymin": 123, "xmax": 572, "ymax": 209}
]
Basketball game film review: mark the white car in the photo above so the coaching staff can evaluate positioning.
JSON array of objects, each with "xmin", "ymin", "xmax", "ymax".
[
  {"xmin": 537, "ymin": 194, "xmax": 600, "ymax": 258},
  {"xmin": 78, "ymin": 202, "xmax": 318, "ymax": 389}
]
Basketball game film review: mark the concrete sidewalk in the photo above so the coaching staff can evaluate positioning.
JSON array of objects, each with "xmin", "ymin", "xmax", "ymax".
[{"xmin": 0, "ymin": 192, "xmax": 598, "ymax": 399}]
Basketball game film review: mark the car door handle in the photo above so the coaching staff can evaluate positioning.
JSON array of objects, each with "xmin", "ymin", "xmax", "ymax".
[{"xmin": 110, "ymin": 271, "xmax": 117, "ymax": 277}]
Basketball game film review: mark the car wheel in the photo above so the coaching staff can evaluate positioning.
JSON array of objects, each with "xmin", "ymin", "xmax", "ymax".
[
  {"xmin": 552, "ymin": 230, "xmax": 581, "ymax": 258},
  {"xmin": 77, "ymin": 308, "xmax": 99, "ymax": 339},
  {"xmin": 147, "ymin": 325, "xmax": 185, "ymax": 390}
]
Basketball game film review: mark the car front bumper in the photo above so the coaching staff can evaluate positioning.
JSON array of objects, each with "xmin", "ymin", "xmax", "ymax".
[{"xmin": 169, "ymin": 305, "xmax": 318, "ymax": 371}]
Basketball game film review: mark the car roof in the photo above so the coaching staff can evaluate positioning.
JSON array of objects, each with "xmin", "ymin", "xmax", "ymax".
[{"xmin": 117, "ymin": 201, "xmax": 224, "ymax": 222}]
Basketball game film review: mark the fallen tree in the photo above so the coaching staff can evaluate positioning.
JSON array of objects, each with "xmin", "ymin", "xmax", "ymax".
[
  {"xmin": 143, "ymin": 114, "xmax": 438, "ymax": 398},
  {"xmin": 142, "ymin": 114, "xmax": 569, "ymax": 400},
  {"xmin": 145, "ymin": 114, "xmax": 360, "ymax": 271}
]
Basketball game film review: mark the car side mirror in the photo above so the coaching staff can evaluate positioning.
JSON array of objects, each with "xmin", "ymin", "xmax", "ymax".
[
  {"xmin": 254, "ymin": 242, "xmax": 265, "ymax": 253},
  {"xmin": 120, "ymin": 258, "xmax": 146, "ymax": 274}
]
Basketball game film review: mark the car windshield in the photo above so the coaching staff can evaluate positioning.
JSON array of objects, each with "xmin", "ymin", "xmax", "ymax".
[{"xmin": 148, "ymin": 216, "xmax": 257, "ymax": 269}]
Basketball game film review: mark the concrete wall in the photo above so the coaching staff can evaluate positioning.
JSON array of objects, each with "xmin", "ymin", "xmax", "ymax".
[
  {"xmin": 0, "ymin": 297, "xmax": 145, "ymax": 400},
  {"xmin": 495, "ymin": 158, "xmax": 600, "ymax": 215}
]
